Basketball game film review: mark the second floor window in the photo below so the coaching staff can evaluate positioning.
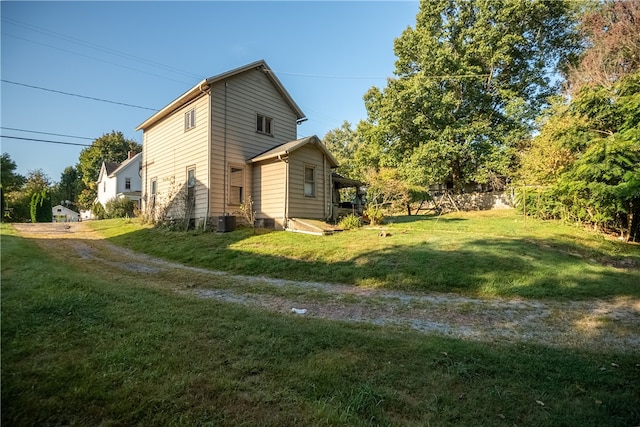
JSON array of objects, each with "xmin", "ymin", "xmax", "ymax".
[
  {"xmin": 125, "ymin": 177, "xmax": 131, "ymax": 190},
  {"xmin": 256, "ymin": 114, "xmax": 272, "ymax": 135},
  {"xmin": 185, "ymin": 108, "xmax": 196, "ymax": 131}
]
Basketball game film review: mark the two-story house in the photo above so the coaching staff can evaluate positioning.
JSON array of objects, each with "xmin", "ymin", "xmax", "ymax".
[
  {"xmin": 135, "ymin": 60, "xmax": 339, "ymax": 230},
  {"xmin": 95, "ymin": 151, "xmax": 142, "ymax": 210}
]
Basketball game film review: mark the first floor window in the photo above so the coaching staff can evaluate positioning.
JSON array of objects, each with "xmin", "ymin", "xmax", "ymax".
[
  {"xmin": 150, "ymin": 179, "xmax": 157, "ymax": 207},
  {"xmin": 304, "ymin": 166, "xmax": 315, "ymax": 197},
  {"xmin": 229, "ymin": 166, "xmax": 244, "ymax": 205},
  {"xmin": 187, "ymin": 168, "xmax": 196, "ymax": 203}
]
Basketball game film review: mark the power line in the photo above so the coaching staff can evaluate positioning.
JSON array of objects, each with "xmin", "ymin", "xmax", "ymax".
[
  {"xmin": 2, "ymin": 17, "xmax": 203, "ymax": 81},
  {"xmin": 0, "ymin": 127, "xmax": 94, "ymax": 141},
  {"xmin": 1, "ymin": 32, "xmax": 195, "ymax": 87},
  {"xmin": 1, "ymin": 135, "xmax": 92, "ymax": 147},
  {"xmin": 1, "ymin": 79, "xmax": 158, "ymax": 111}
]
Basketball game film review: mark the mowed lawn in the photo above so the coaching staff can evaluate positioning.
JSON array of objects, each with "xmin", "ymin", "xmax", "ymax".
[
  {"xmin": 2, "ymin": 212, "xmax": 639, "ymax": 426},
  {"xmin": 92, "ymin": 210, "xmax": 640, "ymax": 300}
]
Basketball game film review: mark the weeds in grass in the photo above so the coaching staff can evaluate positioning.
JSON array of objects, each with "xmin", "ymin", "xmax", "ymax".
[{"xmin": 2, "ymin": 224, "xmax": 639, "ymax": 425}]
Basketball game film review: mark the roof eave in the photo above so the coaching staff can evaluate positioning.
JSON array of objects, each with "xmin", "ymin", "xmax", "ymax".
[
  {"xmin": 135, "ymin": 80, "xmax": 208, "ymax": 131},
  {"xmin": 136, "ymin": 60, "xmax": 307, "ymax": 132}
]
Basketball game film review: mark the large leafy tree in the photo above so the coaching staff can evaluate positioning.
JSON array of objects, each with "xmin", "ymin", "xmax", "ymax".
[
  {"xmin": 362, "ymin": 0, "xmax": 581, "ymax": 192},
  {"xmin": 76, "ymin": 131, "xmax": 141, "ymax": 209}
]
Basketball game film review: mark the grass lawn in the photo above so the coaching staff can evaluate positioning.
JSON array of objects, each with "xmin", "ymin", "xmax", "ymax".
[
  {"xmin": 90, "ymin": 210, "xmax": 640, "ymax": 300},
  {"xmin": 2, "ymin": 223, "xmax": 639, "ymax": 426}
]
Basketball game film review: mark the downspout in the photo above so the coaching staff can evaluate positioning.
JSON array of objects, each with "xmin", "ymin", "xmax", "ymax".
[
  {"xmin": 199, "ymin": 82, "xmax": 211, "ymax": 228},
  {"xmin": 323, "ymin": 156, "xmax": 328, "ymax": 220},
  {"xmin": 223, "ymin": 82, "xmax": 228, "ymax": 215},
  {"xmin": 278, "ymin": 154, "xmax": 288, "ymax": 229}
]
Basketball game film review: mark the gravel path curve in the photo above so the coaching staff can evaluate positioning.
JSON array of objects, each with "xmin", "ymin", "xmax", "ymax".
[{"xmin": 13, "ymin": 222, "xmax": 640, "ymax": 353}]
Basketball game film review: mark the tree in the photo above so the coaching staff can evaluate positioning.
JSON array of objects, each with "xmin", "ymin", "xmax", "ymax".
[
  {"xmin": 517, "ymin": 1, "xmax": 640, "ymax": 241},
  {"xmin": 77, "ymin": 131, "xmax": 141, "ymax": 210},
  {"xmin": 30, "ymin": 189, "xmax": 52, "ymax": 223},
  {"xmin": 323, "ymin": 121, "xmax": 358, "ymax": 179},
  {"xmin": 0, "ymin": 152, "xmax": 25, "ymax": 220},
  {"xmin": 568, "ymin": 0, "xmax": 640, "ymax": 93},
  {"xmin": 23, "ymin": 169, "xmax": 52, "ymax": 195},
  {"xmin": 52, "ymin": 166, "xmax": 80, "ymax": 210},
  {"xmin": 362, "ymin": 0, "xmax": 581, "ymax": 192},
  {"xmin": 1, "ymin": 153, "xmax": 26, "ymax": 192}
]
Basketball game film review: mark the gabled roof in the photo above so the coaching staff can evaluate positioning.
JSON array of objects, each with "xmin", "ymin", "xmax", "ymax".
[
  {"xmin": 248, "ymin": 135, "xmax": 339, "ymax": 167},
  {"xmin": 103, "ymin": 161, "xmax": 120, "ymax": 176},
  {"xmin": 97, "ymin": 152, "xmax": 142, "ymax": 183},
  {"xmin": 108, "ymin": 152, "xmax": 141, "ymax": 178},
  {"xmin": 135, "ymin": 60, "xmax": 306, "ymax": 131}
]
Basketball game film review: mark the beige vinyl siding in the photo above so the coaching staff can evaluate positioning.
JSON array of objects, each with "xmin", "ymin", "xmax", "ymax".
[
  {"xmin": 287, "ymin": 145, "xmax": 330, "ymax": 220},
  {"xmin": 209, "ymin": 68, "xmax": 298, "ymax": 216},
  {"xmin": 251, "ymin": 159, "xmax": 286, "ymax": 227},
  {"xmin": 142, "ymin": 94, "xmax": 209, "ymax": 220}
]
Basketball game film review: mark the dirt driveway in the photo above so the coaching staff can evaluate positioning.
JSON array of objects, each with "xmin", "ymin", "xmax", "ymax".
[{"xmin": 12, "ymin": 222, "xmax": 640, "ymax": 353}]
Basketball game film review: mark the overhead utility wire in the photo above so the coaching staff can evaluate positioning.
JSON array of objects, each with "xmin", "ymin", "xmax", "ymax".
[
  {"xmin": 2, "ymin": 32, "xmax": 194, "ymax": 87},
  {"xmin": 0, "ymin": 127, "xmax": 94, "ymax": 141},
  {"xmin": 2, "ymin": 17, "xmax": 203, "ymax": 81},
  {"xmin": 0, "ymin": 135, "xmax": 92, "ymax": 147},
  {"xmin": 1, "ymin": 79, "xmax": 158, "ymax": 111}
]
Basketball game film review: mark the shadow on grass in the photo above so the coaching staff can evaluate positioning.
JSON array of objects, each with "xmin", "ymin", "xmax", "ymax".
[
  {"xmin": 3, "ymin": 229, "xmax": 639, "ymax": 427},
  {"xmin": 103, "ymin": 226, "xmax": 640, "ymax": 300}
]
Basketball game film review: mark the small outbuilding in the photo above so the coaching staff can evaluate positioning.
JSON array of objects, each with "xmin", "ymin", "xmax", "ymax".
[{"xmin": 52, "ymin": 205, "xmax": 80, "ymax": 222}]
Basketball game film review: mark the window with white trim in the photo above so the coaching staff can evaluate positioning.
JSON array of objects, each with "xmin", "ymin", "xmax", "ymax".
[
  {"xmin": 187, "ymin": 167, "xmax": 196, "ymax": 205},
  {"xmin": 229, "ymin": 166, "xmax": 244, "ymax": 205},
  {"xmin": 125, "ymin": 177, "xmax": 131, "ymax": 190},
  {"xmin": 256, "ymin": 114, "xmax": 272, "ymax": 135},
  {"xmin": 150, "ymin": 178, "xmax": 157, "ymax": 208},
  {"xmin": 185, "ymin": 108, "xmax": 196, "ymax": 131},
  {"xmin": 304, "ymin": 166, "xmax": 315, "ymax": 197}
]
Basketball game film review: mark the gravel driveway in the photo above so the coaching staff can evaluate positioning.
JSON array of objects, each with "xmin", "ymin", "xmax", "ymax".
[{"xmin": 12, "ymin": 222, "xmax": 640, "ymax": 353}]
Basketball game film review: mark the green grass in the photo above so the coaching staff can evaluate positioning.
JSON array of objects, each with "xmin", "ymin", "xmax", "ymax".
[
  {"xmin": 2, "ymin": 223, "xmax": 639, "ymax": 426},
  {"xmin": 91, "ymin": 211, "xmax": 640, "ymax": 299}
]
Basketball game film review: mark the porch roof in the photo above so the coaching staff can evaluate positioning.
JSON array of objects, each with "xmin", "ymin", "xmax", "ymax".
[{"xmin": 248, "ymin": 135, "xmax": 339, "ymax": 167}]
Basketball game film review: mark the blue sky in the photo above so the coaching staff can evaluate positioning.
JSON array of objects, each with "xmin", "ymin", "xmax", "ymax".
[{"xmin": 1, "ymin": 1, "xmax": 419, "ymax": 182}]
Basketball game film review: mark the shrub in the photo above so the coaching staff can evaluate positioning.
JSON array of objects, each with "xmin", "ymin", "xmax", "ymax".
[
  {"xmin": 363, "ymin": 206, "xmax": 384, "ymax": 225},
  {"xmin": 338, "ymin": 213, "xmax": 362, "ymax": 230},
  {"xmin": 92, "ymin": 202, "xmax": 107, "ymax": 219},
  {"xmin": 105, "ymin": 197, "xmax": 136, "ymax": 219}
]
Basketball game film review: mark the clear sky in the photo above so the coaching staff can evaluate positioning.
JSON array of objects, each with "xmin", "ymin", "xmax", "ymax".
[{"xmin": 1, "ymin": 1, "xmax": 419, "ymax": 182}]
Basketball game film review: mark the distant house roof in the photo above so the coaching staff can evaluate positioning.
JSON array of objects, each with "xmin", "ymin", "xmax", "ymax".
[
  {"xmin": 108, "ymin": 152, "xmax": 141, "ymax": 178},
  {"xmin": 103, "ymin": 161, "xmax": 120, "ymax": 176},
  {"xmin": 248, "ymin": 135, "xmax": 339, "ymax": 167},
  {"xmin": 135, "ymin": 60, "xmax": 306, "ymax": 131}
]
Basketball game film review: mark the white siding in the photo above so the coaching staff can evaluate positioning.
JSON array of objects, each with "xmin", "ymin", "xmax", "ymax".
[
  {"xmin": 115, "ymin": 160, "xmax": 141, "ymax": 195},
  {"xmin": 142, "ymin": 94, "xmax": 210, "ymax": 220}
]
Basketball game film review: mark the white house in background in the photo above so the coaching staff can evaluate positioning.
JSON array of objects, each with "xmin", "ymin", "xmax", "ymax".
[
  {"xmin": 52, "ymin": 205, "xmax": 79, "ymax": 222},
  {"xmin": 95, "ymin": 151, "xmax": 142, "ymax": 209}
]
